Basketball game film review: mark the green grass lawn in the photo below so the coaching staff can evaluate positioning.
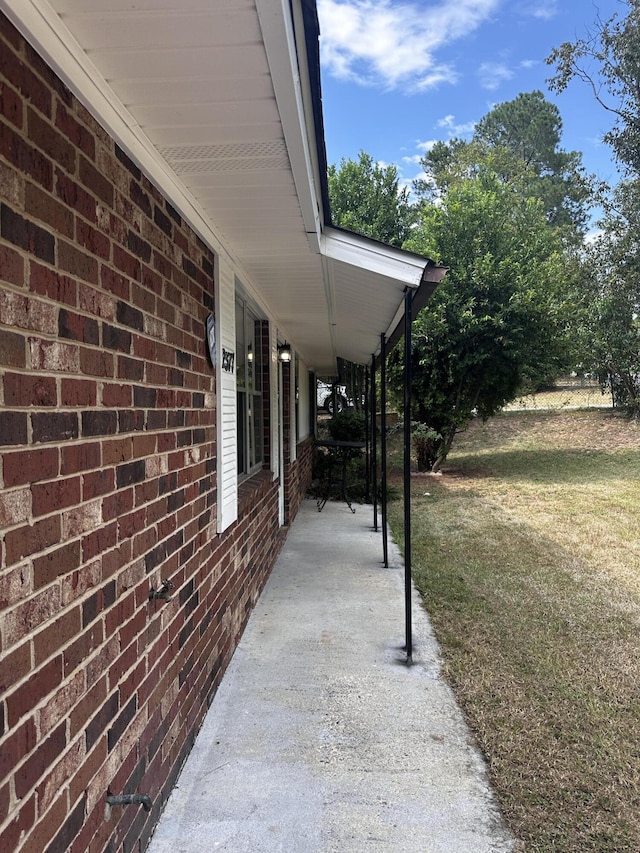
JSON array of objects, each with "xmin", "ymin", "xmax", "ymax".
[{"xmin": 387, "ymin": 410, "xmax": 640, "ymax": 852}]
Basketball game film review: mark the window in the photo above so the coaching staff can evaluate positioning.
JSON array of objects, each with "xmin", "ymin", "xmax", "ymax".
[{"xmin": 236, "ymin": 296, "xmax": 264, "ymax": 477}]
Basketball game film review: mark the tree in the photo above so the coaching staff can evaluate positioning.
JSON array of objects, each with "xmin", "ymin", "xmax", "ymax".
[
  {"xmin": 418, "ymin": 92, "xmax": 593, "ymax": 241},
  {"xmin": 547, "ymin": 2, "xmax": 640, "ymax": 175},
  {"xmin": 547, "ymin": 1, "xmax": 640, "ymax": 415},
  {"xmin": 327, "ymin": 151, "xmax": 416, "ymax": 247},
  {"xmin": 389, "ymin": 168, "xmax": 573, "ymax": 471}
]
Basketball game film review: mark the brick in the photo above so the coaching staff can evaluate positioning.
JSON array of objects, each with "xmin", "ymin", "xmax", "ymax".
[
  {"xmin": 27, "ymin": 106, "xmax": 75, "ymax": 171},
  {"xmin": 0, "ymin": 716, "xmax": 37, "ymax": 781},
  {"xmin": 29, "ymin": 261, "xmax": 77, "ymax": 305},
  {"xmin": 32, "ymin": 411, "xmax": 79, "ymax": 443},
  {"xmin": 0, "ymin": 559, "xmax": 31, "ymax": 611},
  {"xmin": 29, "ymin": 338, "xmax": 80, "ymax": 373},
  {"xmin": 61, "ymin": 441, "xmax": 100, "ymax": 475},
  {"xmin": 79, "ymin": 346, "xmax": 114, "ymax": 377},
  {"xmin": 0, "ymin": 203, "xmax": 54, "ymax": 262},
  {"xmin": 69, "ymin": 674, "xmax": 107, "ymax": 738},
  {"xmin": 7, "ymin": 655, "xmax": 62, "ymax": 728},
  {"xmin": 116, "ymin": 460, "xmax": 146, "ymax": 489},
  {"xmin": 25, "ymin": 180, "xmax": 74, "ymax": 238},
  {"xmin": 56, "ymin": 102, "xmax": 95, "ymax": 159},
  {"xmin": 38, "ymin": 734, "xmax": 83, "ymax": 812},
  {"xmin": 0, "ymin": 329, "xmax": 26, "ymax": 367},
  {"xmin": 102, "ymin": 322, "xmax": 132, "ymax": 353},
  {"xmin": 79, "ymin": 154, "xmax": 114, "ymax": 206},
  {"xmin": 86, "ymin": 691, "xmax": 119, "ymax": 751},
  {"xmin": 154, "ymin": 204, "xmax": 172, "ymax": 236},
  {"xmin": 44, "ymin": 792, "xmax": 86, "ymax": 853},
  {"xmin": 0, "ymin": 123, "xmax": 53, "ymax": 190},
  {"xmin": 103, "ymin": 437, "xmax": 133, "ymax": 466},
  {"xmin": 130, "ymin": 179, "xmax": 152, "ymax": 217},
  {"xmin": 56, "ymin": 171, "xmax": 96, "ymax": 222},
  {"xmin": 32, "ymin": 539, "xmax": 80, "ymax": 592},
  {"xmin": 0, "ymin": 795, "xmax": 36, "ymax": 853},
  {"xmin": 102, "ymin": 487, "xmax": 133, "ymax": 523},
  {"xmin": 64, "ymin": 621, "xmax": 104, "ymax": 676},
  {"xmin": 118, "ymin": 355, "xmax": 144, "ymax": 381},
  {"xmin": 0, "ymin": 291, "xmax": 56, "ymax": 334},
  {"xmin": 61, "ymin": 560, "xmax": 102, "ymax": 606},
  {"xmin": 61, "ymin": 378, "xmax": 97, "ymax": 407},
  {"xmin": 133, "ymin": 385, "xmax": 156, "ymax": 408},
  {"xmin": 82, "ymin": 410, "xmax": 117, "ymax": 437},
  {"xmin": 58, "ymin": 240, "xmax": 99, "ymax": 284},
  {"xmin": 0, "ymin": 781, "xmax": 9, "ymax": 827},
  {"xmin": 100, "ymin": 266, "xmax": 129, "ymax": 301},
  {"xmin": 3, "ymin": 447, "xmax": 58, "ymax": 486},
  {"xmin": 21, "ymin": 793, "xmax": 66, "ymax": 853},
  {"xmin": 3, "ymin": 372, "xmax": 57, "ymax": 406},
  {"xmin": 0, "ymin": 242, "xmax": 25, "ymax": 285},
  {"xmin": 59, "ymin": 308, "xmax": 100, "ymax": 344},
  {"xmin": 127, "ymin": 230, "xmax": 151, "ymax": 262},
  {"xmin": 119, "ymin": 409, "xmax": 144, "ymax": 432},
  {"xmin": 116, "ymin": 300, "xmax": 144, "ymax": 332},
  {"xmin": 0, "ymin": 640, "xmax": 31, "ymax": 692},
  {"xmin": 107, "ymin": 694, "xmax": 136, "ymax": 752},
  {"xmin": 82, "ymin": 520, "xmax": 117, "ymax": 562},
  {"xmin": 0, "ymin": 411, "xmax": 28, "ymax": 445},
  {"xmin": 77, "ymin": 219, "xmax": 110, "ymax": 260},
  {"xmin": 113, "ymin": 245, "xmax": 141, "ymax": 281},
  {"xmin": 32, "ymin": 476, "xmax": 81, "ymax": 518},
  {"xmin": 115, "ymin": 145, "xmax": 141, "ymax": 179},
  {"xmin": 15, "ymin": 718, "xmax": 66, "ymax": 799},
  {"xmin": 0, "ymin": 76, "xmax": 22, "ymax": 128},
  {"xmin": 101, "ymin": 382, "xmax": 131, "ymax": 408},
  {"xmin": 4, "ymin": 515, "xmax": 61, "ymax": 563},
  {"xmin": 83, "ymin": 468, "xmax": 114, "ymax": 500},
  {"xmin": 33, "ymin": 604, "xmax": 81, "ymax": 664}
]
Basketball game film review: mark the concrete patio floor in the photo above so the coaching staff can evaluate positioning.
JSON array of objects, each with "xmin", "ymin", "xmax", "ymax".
[{"xmin": 146, "ymin": 497, "xmax": 515, "ymax": 852}]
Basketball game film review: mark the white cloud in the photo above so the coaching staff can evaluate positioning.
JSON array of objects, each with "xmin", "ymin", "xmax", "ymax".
[
  {"xmin": 437, "ymin": 115, "xmax": 476, "ymax": 135},
  {"xmin": 478, "ymin": 61, "xmax": 514, "ymax": 90},
  {"xmin": 317, "ymin": 0, "xmax": 500, "ymax": 93},
  {"xmin": 519, "ymin": 1, "xmax": 558, "ymax": 21}
]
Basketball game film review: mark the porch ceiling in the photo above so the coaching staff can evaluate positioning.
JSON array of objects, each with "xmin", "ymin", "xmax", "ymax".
[{"xmin": 2, "ymin": 0, "xmax": 441, "ymax": 373}]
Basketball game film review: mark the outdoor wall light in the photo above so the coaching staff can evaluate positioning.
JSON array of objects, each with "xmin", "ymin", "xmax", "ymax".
[{"xmin": 278, "ymin": 342, "xmax": 292, "ymax": 362}]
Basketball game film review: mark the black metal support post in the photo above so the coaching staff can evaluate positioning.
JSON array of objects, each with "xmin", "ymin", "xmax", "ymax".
[
  {"xmin": 364, "ymin": 365, "xmax": 370, "ymax": 503},
  {"xmin": 380, "ymin": 333, "xmax": 389, "ymax": 568},
  {"xmin": 403, "ymin": 288, "xmax": 413, "ymax": 663},
  {"xmin": 371, "ymin": 353, "xmax": 378, "ymax": 531}
]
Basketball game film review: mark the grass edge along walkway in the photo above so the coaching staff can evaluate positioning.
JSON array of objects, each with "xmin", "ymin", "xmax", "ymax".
[{"xmin": 387, "ymin": 410, "xmax": 640, "ymax": 853}]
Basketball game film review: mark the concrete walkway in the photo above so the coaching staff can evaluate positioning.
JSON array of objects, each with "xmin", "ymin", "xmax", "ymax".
[{"xmin": 147, "ymin": 498, "xmax": 515, "ymax": 853}]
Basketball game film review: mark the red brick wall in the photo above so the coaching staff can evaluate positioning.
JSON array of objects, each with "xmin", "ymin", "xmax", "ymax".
[{"xmin": 0, "ymin": 13, "xmax": 295, "ymax": 852}]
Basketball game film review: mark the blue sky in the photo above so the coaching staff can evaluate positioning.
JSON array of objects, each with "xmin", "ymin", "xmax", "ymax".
[{"xmin": 317, "ymin": 0, "xmax": 626, "ymax": 203}]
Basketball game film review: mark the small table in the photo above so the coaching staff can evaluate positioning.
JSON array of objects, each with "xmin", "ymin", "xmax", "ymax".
[{"xmin": 314, "ymin": 440, "xmax": 365, "ymax": 513}]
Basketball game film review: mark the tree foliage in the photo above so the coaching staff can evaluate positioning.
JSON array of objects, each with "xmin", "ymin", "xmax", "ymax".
[
  {"xmin": 388, "ymin": 169, "xmax": 572, "ymax": 470},
  {"xmin": 547, "ymin": 1, "xmax": 640, "ymax": 415},
  {"xmin": 418, "ymin": 92, "xmax": 592, "ymax": 240},
  {"xmin": 327, "ymin": 150, "xmax": 416, "ymax": 247}
]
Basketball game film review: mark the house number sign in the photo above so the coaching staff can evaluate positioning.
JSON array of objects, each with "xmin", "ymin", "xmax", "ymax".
[{"xmin": 222, "ymin": 348, "xmax": 235, "ymax": 373}]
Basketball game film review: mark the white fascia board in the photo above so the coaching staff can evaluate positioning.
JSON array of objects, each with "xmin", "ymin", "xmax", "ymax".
[
  {"xmin": 0, "ymin": 0, "xmax": 263, "ymax": 294},
  {"xmin": 320, "ymin": 228, "xmax": 427, "ymax": 288},
  {"xmin": 256, "ymin": 0, "xmax": 322, "ymax": 249}
]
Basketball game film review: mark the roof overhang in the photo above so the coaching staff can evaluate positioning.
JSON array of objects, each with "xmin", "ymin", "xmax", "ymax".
[{"xmin": 0, "ymin": 0, "xmax": 444, "ymax": 372}]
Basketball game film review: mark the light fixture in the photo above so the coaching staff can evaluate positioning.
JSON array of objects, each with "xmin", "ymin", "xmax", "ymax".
[{"xmin": 278, "ymin": 342, "xmax": 292, "ymax": 363}]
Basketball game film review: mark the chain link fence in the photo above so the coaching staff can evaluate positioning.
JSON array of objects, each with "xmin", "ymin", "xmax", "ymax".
[{"xmin": 505, "ymin": 376, "xmax": 613, "ymax": 412}]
